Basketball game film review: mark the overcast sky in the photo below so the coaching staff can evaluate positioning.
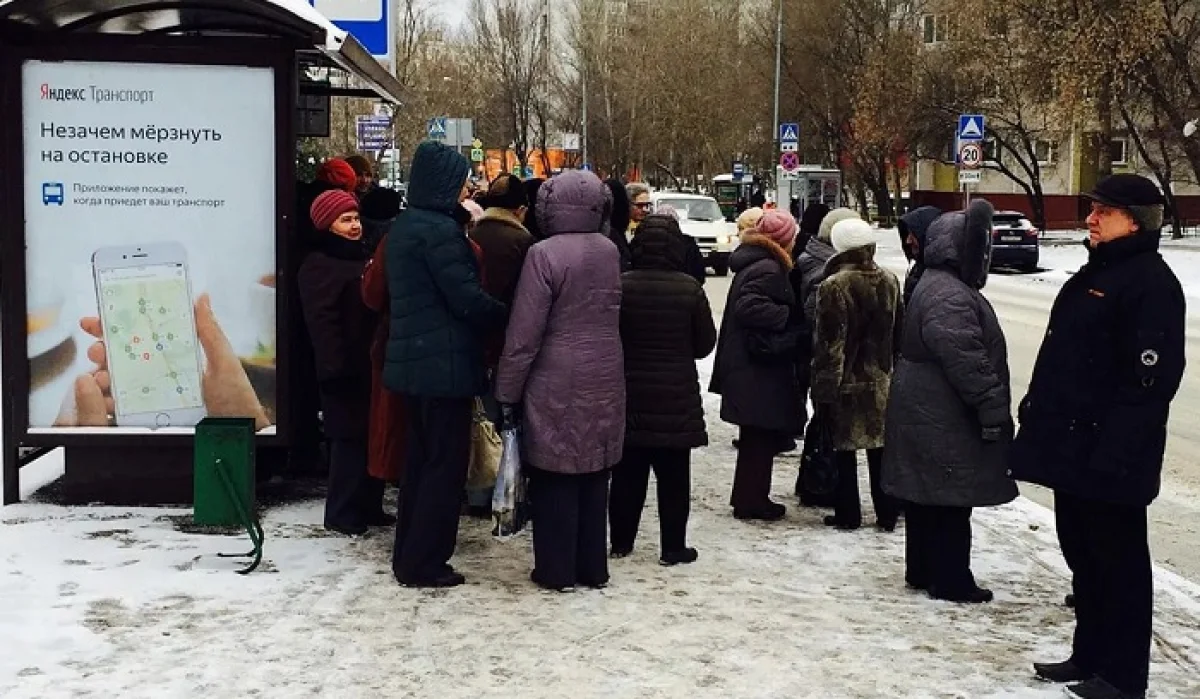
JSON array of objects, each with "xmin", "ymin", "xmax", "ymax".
[{"xmin": 437, "ymin": 0, "xmax": 471, "ymax": 28}]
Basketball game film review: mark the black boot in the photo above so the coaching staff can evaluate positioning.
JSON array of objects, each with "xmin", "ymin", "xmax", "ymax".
[
  {"xmin": 734, "ymin": 502, "xmax": 786, "ymax": 521},
  {"xmin": 1034, "ymin": 660, "xmax": 1094, "ymax": 684},
  {"xmin": 928, "ymin": 584, "xmax": 993, "ymax": 604},
  {"xmin": 660, "ymin": 548, "xmax": 699, "ymax": 567},
  {"xmin": 1064, "ymin": 677, "xmax": 1145, "ymax": 699}
]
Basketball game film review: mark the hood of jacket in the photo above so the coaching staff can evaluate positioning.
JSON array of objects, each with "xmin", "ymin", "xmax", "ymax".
[
  {"xmin": 817, "ymin": 207, "xmax": 860, "ymax": 244},
  {"xmin": 823, "ymin": 244, "xmax": 877, "ymax": 277},
  {"xmin": 898, "ymin": 205, "xmax": 942, "ymax": 262},
  {"xmin": 924, "ymin": 200, "xmax": 995, "ymax": 289},
  {"xmin": 406, "ymin": 142, "xmax": 470, "ymax": 213},
  {"xmin": 630, "ymin": 214, "xmax": 687, "ymax": 272},
  {"xmin": 802, "ymin": 234, "xmax": 836, "ymax": 264},
  {"xmin": 536, "ymin": 171, "xmax": 611, "ymax": 236},
  {"xmin": 732, "ymin": 232, "xmax": 793, "ymax": 272}
]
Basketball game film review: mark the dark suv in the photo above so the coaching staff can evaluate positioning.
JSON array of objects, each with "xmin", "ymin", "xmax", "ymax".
[{"xmin": 990, "ymin": 211, "xmax": 1040, "ymax": 272}]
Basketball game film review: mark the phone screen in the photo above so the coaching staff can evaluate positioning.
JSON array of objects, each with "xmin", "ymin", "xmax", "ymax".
[{"xmin": 97, "ymin": 263, "xmax": 204, "ymax": 416}]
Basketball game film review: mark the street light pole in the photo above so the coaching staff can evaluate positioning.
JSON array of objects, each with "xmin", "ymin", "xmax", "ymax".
[{"xmin": 772, "ymin": 0, "xmax": 783, "ymax": 164}]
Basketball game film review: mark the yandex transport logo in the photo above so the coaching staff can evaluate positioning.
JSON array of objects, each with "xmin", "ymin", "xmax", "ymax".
[{"xmin": 40, "ymin": 83, "xmax": 86, "ymax": 102}]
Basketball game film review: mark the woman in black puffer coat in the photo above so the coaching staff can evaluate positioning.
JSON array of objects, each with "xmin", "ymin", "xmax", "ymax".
[
  {"xmin": 882, "ymin": 200, "xmax": 1018, "ymax": 604},
  {"xmin": 609, "ymin": 215, "xmax": 717, "ymax": 565}
]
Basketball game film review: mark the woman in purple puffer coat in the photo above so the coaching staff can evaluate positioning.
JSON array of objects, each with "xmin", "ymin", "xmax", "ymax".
[{"xmin": 495, "ymin": 171, "xmax": 626, "ymax": 592}]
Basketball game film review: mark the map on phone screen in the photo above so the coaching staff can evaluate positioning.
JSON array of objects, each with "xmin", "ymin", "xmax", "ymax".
[{"xmin": 98, "ymin": 264, "xmax": 204, "ymax": 415}]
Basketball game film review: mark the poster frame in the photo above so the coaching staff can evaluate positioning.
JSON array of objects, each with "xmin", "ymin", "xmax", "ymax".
[{"xmin": 0, "ymin": 33, "xmax": 297, "ymax": 479}]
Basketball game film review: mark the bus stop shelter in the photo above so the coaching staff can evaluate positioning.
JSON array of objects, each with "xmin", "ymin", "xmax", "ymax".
[{"xmin": 0, "ymin": 0, "xmax": 404, "ymax": 504}]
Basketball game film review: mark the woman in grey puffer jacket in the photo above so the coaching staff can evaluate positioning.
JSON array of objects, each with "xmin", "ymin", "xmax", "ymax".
[{"xmin": 882, "ymin": 200, "xmax": 1018, "ymax": 605}]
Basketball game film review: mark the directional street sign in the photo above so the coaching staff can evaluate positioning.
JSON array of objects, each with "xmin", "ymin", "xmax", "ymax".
[
  {"xmin": 356, "ymin": 115, "xmax": 391, "ymax": 151},
  {"xmin": 958, "ymin": 114, "xmax": 986, "ymax": 141},
  {"xmin": 959, "ymin": 141, "xmax": 983, "ymax": 169},
  {"xmin": 732, "ymin": 161, "xmax": 745, "ymax": 181},
  {"xmin": 427, "ymin": 116, "xmax": 447, "ymax": 140},
  {"xmin": 959, "ymin": 170, "xmax": 982, "ymax": 184},
  {"xmin": 780, "ymin": 151, "xmax": 800, "ymax": 173}
]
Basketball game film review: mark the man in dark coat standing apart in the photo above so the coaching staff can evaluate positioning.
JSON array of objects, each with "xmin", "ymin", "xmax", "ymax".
[{"xmin": 1010, "ymin": 174, "xmax": 1185, "ymax": 699}]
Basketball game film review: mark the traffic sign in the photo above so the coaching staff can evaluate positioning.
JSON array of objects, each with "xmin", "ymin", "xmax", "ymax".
[
  {"xmin": 958, "ymin": 170, "xmax": 982, "ymax": 184},
  {"xmin": 958, "ymin": 114, "xmax": 986, "ymax": 141},
  {"xmin": 470, "ymin": 148, "xmax": 484, "ymax": 163},
  {"xmin": 779, "ymin": 122, "xmax": 800, "ymax": 144},
  {"xmin": 581, "ymin": 163, "xmax": 593, "ymax": 172},
  {"xmin": 312, "ymin": 1, "xmax": 395, "ymax": 66},
  {"xmin": 472, "ymin": 138, "xmax": 483, "ymax": 150},
  {"xmin": 732, "ymin": 161, "xmax": 745, "ymax": 181},
  {"xmin": 780, "ymin": 151, "xmax": 800, "ymax": 173},
  {"xmin": 959, "ymin": 142, "xmax": 983, "ymax": 169},
  {"xmin": 427, "ymin": 116, "xmax": 447, "ymax": 140}
]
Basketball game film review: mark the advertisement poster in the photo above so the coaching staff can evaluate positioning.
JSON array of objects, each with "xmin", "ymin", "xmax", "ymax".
[{"xmin": 22, "ymin": 60, "xmax": 277, "ymax": 434}]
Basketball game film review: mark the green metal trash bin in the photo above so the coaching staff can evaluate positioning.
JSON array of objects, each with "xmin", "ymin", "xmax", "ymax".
[{"xmin": 194, "ymin": 417, "xmax": 256, "ymax": 527}]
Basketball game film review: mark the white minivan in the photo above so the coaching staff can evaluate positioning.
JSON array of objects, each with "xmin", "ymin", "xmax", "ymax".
[{"xmin": 649, "ymin": 192, "xmax": 739, "ymax": 276}]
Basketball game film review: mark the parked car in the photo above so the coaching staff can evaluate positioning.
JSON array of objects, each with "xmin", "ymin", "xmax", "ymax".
[
  {"xmin": 650, "ymin": 192, "xmax": 739, "ymax": 276},
  {"xmin": 990, "ymin": 210, "xmax": 1040, "ymax": 272}
]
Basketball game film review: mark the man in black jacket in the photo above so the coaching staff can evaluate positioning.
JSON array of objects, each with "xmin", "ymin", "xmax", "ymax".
[{"xmin": 1010, "ymin": 174, "xmax": 1186, "ymax": 699}]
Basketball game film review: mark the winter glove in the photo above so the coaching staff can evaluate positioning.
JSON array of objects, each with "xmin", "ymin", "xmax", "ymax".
[{"xmin": 500, "ymin": 403, "xmax": 520, "ymax": 431}]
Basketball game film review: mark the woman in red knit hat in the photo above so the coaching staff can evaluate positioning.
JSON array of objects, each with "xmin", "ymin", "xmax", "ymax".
[{"xmin": 299, "ymin": 190, "xmax": 391, "ymax": 535}]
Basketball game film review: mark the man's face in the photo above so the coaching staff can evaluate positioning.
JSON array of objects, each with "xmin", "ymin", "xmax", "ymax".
[
  {"xmin": 356, "ymin": 172, "xmax": 373, "ymax": 195},
  {"xmin": 1086, "ymin": 202, "xmax": 1138, "ymax": 246},
  {"xmin": 631, "ymin": 193, "xmax": 652, "ymax": 222}
]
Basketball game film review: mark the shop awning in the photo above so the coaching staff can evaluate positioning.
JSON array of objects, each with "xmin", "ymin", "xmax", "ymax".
[{"xmin": 0, "ymin": 0, "xmax": 405, "ymax": 104}]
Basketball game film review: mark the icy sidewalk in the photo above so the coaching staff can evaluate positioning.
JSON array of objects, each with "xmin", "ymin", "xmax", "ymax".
[{"xmin": 2, "ymin": 402, "xmax": 1199, "ymax": 697}]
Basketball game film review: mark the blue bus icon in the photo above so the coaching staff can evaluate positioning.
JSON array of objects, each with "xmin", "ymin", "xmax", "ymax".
[{"xmin": 42, "ymin": 182, "xmax": 64, "ymax": 206}]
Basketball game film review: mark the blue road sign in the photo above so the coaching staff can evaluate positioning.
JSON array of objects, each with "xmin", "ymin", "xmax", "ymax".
[
  {"xmin": 732, "ymin": 162, "xmax": 745, "ymax": 180},
  {"xmin": 779, "ymin": 122, "xmax": 800, "ymax": 144},
  {"xmin": 581, "ymin": 163, "xmax": 593, "ymax": 172},
  {"xmin": 311, "ymin": 1, "xmax": 394, "ymax": 64},
  {"xmin": 958, "ymin": 114, "xmax": 986, "ymax": 141},
  {"xmin": 427, "ymin": 117, "xmax": 448, "ymax": 140}
]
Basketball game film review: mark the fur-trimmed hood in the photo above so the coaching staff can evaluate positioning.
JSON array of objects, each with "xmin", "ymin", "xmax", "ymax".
[
  {"xmin": 924, "ymin": 200, "xmax": 995, "ymax": 289},
  {"xmin": 734, "ymin": 232, "xmax": 794, "ymax": 271}
]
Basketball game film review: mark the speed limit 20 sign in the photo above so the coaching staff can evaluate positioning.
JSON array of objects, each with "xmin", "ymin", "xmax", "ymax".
[{"xmin": 959, "ymin": 142, "xmax": 984, "ymax": 169}]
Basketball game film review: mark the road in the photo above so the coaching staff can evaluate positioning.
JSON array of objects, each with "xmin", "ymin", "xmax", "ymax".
[{"xmin": 704, "ymin": 231, "xmax": 1200, "ymax": 582}]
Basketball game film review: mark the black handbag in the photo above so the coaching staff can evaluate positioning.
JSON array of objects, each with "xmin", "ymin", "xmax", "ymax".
[{"xmin": 800, "ymin": 411, "xmax": 838, "ymax": 496}]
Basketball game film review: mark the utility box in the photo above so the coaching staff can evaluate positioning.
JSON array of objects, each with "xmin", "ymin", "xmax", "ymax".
[{"xmin": 194, "ymin": 417, "xmax": 256, "ymax": 526}]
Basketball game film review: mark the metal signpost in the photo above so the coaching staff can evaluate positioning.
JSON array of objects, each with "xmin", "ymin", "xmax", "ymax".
[
  {"xmin": 732, "ymin": 161, "xmax": 745, "ymax": 182},
  {"xmin": 311, "ymin": 0, "xmax": 395, "ymax": 67},
  {"xmin": 957, "ymin": 114, "xmax": 986, "ymax": 205}
]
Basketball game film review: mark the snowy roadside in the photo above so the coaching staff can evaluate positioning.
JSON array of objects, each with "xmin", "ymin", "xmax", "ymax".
[{"xmin": 3, "ymin": 356, "xmax": 1200, "ymax": 698}]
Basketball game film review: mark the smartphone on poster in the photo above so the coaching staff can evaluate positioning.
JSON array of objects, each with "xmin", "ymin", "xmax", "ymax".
[{"xmin": 91, "ymin": 242, "xmax": 206, "ymax": 428}]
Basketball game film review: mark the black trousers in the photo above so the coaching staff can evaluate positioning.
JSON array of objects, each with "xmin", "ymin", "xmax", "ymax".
[
  {"xmin": 1056, "ymin": 491, "xmax": 1152, "ymax": 694},
  {"xmin": 529, "ymin": 467, "xmax": 610, "ymax": 588},
  {"xmin": 904, "ymin": 502, "xmax": 976, "ymax": 594},
  {"xmin": 731, "ymin": 426, "xmax": 786, "ymax": 510},
  {"xmin": 831, "ymin": 448, "xmax": 898, "ymax": 527},
  {"xmin": 392, "ymin": 396, "xmax": 472, "ymax": 582},
  {"xmin": 324, "ymin": 438, "xmax": 386, "ymax": 530},
  {"xmin": 609, "ymin": 447, "xmax": 691, "ymax": 554}
]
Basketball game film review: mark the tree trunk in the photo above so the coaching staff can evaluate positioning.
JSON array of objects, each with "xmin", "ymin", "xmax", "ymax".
[{"xmin": 1094, "ymin": 72, "xmax": 1114, "ymax": 180}]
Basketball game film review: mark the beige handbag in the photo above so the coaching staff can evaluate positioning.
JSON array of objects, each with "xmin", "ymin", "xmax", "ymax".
[{"xmin": 467, "ymin": 397, "xmax": 502, "ymax": 489}]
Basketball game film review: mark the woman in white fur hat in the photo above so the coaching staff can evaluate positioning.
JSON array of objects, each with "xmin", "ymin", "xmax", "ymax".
[{"xmin": 810, "ymin": 218, "xmax": 903, "ymax": 531}]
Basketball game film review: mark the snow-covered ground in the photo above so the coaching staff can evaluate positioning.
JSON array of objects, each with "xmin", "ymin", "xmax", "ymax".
[{"xmin": 3, "ymin": 355, "xmax": 1200, "ymax": 698}]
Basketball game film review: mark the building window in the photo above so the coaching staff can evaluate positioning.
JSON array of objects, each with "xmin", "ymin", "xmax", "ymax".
[
  {"xmin": 923, "ymin": 15, "xmax": 948, "ymax": 44},
  {"xmin": 1034, "ymin": 139, "xmax": 1056, "ymax": 165},
  {"xmin": 1110, "ymin": 138, "xmax": 1129, "ymax": 166}
]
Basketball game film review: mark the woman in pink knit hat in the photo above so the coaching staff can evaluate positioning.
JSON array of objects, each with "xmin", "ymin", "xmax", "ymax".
[
  {"xmin": 710, "ymin": 209, "xmax": 807, "ymax": 521},
  {"xmin": 299, "ymin": 190, "xmax": 389, "ymax": 536}
]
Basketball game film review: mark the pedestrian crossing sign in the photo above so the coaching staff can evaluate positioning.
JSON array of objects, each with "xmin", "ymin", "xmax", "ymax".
[
  {"xmin": 779, "ymin": 122, "xmax": 800, "ymax": 144},
  {"xmin": 958, "ymin": 114, "xmax": 986, "ymax": 141},
  {"xmin": 427, "ymin": 117, "xmax": 448, "ymax": 140}
]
